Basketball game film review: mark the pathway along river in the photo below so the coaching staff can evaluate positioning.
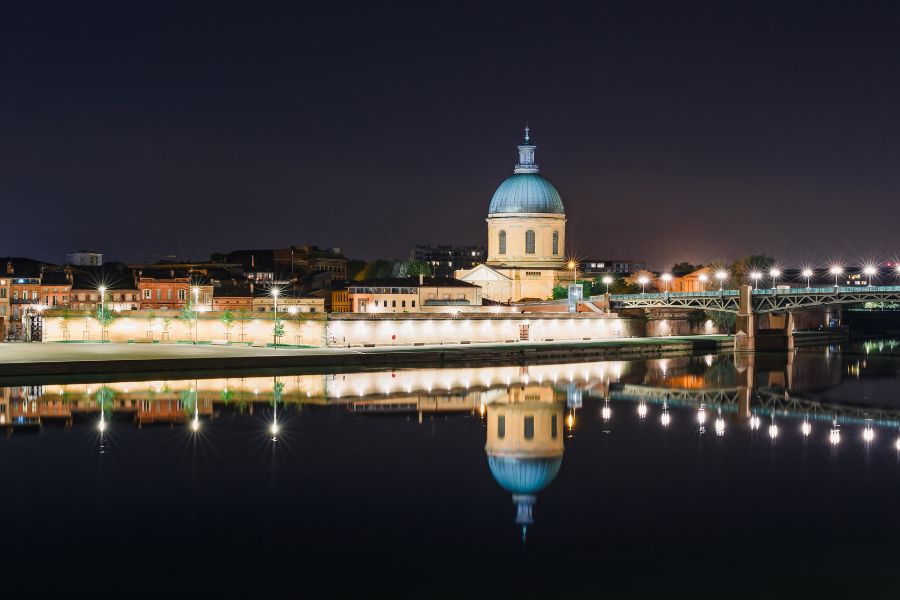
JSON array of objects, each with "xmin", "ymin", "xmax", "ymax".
[{"xmin": 2, "ymin": 340, "xmax": 900, "ymax": 597}]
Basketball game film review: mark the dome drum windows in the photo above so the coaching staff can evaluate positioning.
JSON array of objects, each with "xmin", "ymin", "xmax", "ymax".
[
  {"xmin": 525, "ymin": 230, "xmax": 535, "ymax": 254},
  {"xmin": 498, "ymin": 230, "xmax": 507, "ymax": 254},
  {"xmin": 552, "ymin": 231, "xmax": 559, "ymax": 255}
]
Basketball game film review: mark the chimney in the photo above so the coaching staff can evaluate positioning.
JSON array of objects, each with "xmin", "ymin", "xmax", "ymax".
[
  {"xmin": 419, "ymin": 273, "xmax": 424, "ymax": 286},
  {"xmin": 6, "ymin": 261, "xmax": 12, "ymax": 275}
]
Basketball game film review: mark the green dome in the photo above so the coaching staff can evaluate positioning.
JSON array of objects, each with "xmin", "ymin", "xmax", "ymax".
[{"xmin": 489, "ymin": 173, "xmax": 565, "ymax": 215}]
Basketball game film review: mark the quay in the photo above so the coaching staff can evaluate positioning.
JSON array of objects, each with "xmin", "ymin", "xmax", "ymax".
[{"xmin": 0, "ymin": 331, "xmax": 845, "ymax": 384}]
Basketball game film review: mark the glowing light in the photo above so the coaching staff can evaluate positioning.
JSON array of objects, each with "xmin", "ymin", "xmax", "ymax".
[
  {"xmin": 769, "ymin": 268, "xmax": 781, "ymax": 278},
  {"xmin": 697, "ymin": 407, "xmax": 707, "ymax": 425},
  {"xmin": 830, "ymin": 427, "xmax": 841, "ymax": 445},
  {"xmin": 750, "ymin": 415, "xmax": 761, "ymax": 430},
  {"xmin": 863, "ymin": 426, "xmax": 875, "ymax": 443},
  {"xmin": 287, "ymin": 306, "xmax": 299, "ymax": 315},
  {"xmin": 863, "ymin": 265, "xmax": 877, "ymax": 276},
  {"xmin": 602, "ymin": 404, "xmax": 612, "ymax": 421},
  {"xmin": 715, "ymin": 416, "xmax": 725, "ymax": 437},
  {"xmin": 270, "ymin": 423, "xmax": 280, "ymax": 436},
  {"xmin": 190, "ymin": 418, "xmax": 200, "ymax": 432},
  {"xmin": 566, "ymin": 412, "xmax": 575, "ymax": 428},
  {"xmin": 637, "ymin": 403, "xmax": 648, "ymax": 419},
  {"xmin": 768, "ymin": 424, "xmax": 778, "ymax": 439},
  {"xmin": 98, "ymin": 419, "xmax": 107, "ymax": 432},
  {"xmin": 801, "ymin": 268, "xmax": 813, "ymax": 278},
  {"xmin": 801, "ymin": 421, "xmax": 812, "ymax": 437},
  {"xmin": 661, "ymin": 411, "xmax": 671, "ymax": 427},
  {"xmin": 895, "ymin": 436, "xmax": 900, "ymax": 452}
]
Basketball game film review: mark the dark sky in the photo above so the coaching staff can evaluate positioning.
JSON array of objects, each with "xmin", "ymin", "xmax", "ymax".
[{"xmin": 2, "ymin": 2, "xmax": 900, "ymax": 269}]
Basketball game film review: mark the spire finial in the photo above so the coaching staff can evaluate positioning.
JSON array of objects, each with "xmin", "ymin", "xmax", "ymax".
[{"xmin": 524, "ymin": 125, "xmax": 530, "ymax": 143}]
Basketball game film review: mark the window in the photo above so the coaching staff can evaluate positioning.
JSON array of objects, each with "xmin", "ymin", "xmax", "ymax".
[
  {"xmin": 498, "ymin": 230, "xmax": 507, "ymax": 254},
  {"xmin": 551, "ymin": 414, "xmax": 558, "ymax": 439},
  {"xmin": 412, "ymin": 301, "xmax": 416, "ymax": 307},
  {"xmin": 177, "ymin": 289, "xmax": 186, "ymax": 301},
  {"xmin": 401, "ymin": 300, "xmax": 406, "ymax": 307},
  {"xmin": 552, "ymin": 230, "xmax": 559, "ymax": 255},
  {"xmin": 524, "ymin": 416, "xmax": 535, "ymax": 440},
  {"xmin": 383, "ymin": 300, "xmax": 388, "ymax": 307},
  {"xmin": 525, "ymin": 230, "xmax": 535, "ymax": 254},
  {"xmin": 497, "ymin": 415, "xmax": 505, "ymax": 439},
  {"xmin": 392, "ymin": 300, "xmax": 396, "ymax": 307},
  {"xmin": 143, "ymin": 289, "xmax": 151, "ymax": 299}
]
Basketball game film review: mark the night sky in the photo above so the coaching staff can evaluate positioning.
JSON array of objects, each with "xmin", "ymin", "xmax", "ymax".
[{"xmin": 2, "ymin": 2, "xmax": 899, "ymax": 269}]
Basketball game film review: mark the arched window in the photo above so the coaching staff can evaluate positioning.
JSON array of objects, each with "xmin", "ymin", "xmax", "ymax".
[
  {"xmin": 498, "ymin": 230, "xmax": 507, "ymax": 254},
  {"xmin": 552, "ymin": 231, "xmax": 559, "ymax": 255},
  {"xmin": 525, "ymin": 230, "xmax": 536, "ymax": 254}
]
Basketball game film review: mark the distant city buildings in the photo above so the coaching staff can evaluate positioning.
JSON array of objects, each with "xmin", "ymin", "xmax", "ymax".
[
  {"xmin": 412, "ymin": 244, "xmax": 485, "ymax": 277},
  {"xmin": 581, "ymin": 259, "xmax": 646, "ymax": 278},
  {"xmin": 65, "ymin": 250, "xmax": 103, "ymax": 266},
  {"xmin": 348, "ymin": 276, "xmax": 481, "ymax": 313}
]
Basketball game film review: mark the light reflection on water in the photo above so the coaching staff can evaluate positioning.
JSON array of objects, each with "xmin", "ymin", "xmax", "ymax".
[{"xmin": 2, "ymin": 340, "xmax": 900, "ymax": 593}]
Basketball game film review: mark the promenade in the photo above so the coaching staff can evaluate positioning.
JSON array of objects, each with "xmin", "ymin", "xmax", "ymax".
[{"xmin": 0, "ymin": 336, "xmax": 737, "ymax": 383}]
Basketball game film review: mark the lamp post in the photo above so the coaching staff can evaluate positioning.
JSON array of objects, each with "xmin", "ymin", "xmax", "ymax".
[
  {"xmin": 661, "ymin": 273, "xmax": 672, "ymax": 293},
  {"xmin": 863, "ymin": 265, "xmax": 877, "ymax": 288},
  {"xmin": 769, "ymin": 268, "xmax": 781, "ymax": 290},
  {"xmin": 749, "ymin": 271, "xmax": 762, "ymax": 290},
  {"xmin": 271, "ymin": 289, "xmax": 279, "ymax": 348},
  {"xmin": 602, "ymin": 275, "xmax": 613, "ymax": 295},
  {"xmin": 98, "ymin": 285, "xmax": 107, "ymax": 341},
  {"xmin": 698, "ymin": 273, "xmax": 709, "ymax": 292},
  {"xmin": 830, "ymin": 265, "xmax": 843, "ymax": 288},
  {"xmin": 801, "ymin": 268, "xmax": 813, "ymax": 289},
  {"xmin": 638, "ymin": 275, "xmax": 650, "ymax": 295},
  {"xmin": 191, "ymin": 286, "xmax": 200, "ymax": 344},
  {"xmin": 715, "ymin": 270, "xmax": 728, "ymax": 292}
]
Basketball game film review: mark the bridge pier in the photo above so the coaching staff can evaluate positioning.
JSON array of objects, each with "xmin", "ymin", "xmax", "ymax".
[{"xmin": 735, "ymin": 285, "xmax": 794, "ymax": 353}]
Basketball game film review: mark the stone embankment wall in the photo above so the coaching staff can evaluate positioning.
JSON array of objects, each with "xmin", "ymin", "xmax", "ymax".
[{"xmin": 40, "ymin": 310, "xmax": 657, "ymax": 347}]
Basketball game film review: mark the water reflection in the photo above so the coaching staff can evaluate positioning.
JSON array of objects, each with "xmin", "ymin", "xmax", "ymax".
[{"xmin": 3, "ymin": 340, "xmax": 900, "ymax": 540}]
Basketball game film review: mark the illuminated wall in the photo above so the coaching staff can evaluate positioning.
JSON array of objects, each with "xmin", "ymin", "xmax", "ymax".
[{"xmin": 41, "ymin": 310, "xmax": 644, "ymax": 346}]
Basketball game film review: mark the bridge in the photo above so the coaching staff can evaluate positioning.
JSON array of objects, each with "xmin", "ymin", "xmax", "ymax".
[
  {"xmin": 609, "ymin": 285, "xmax": 900, "ymax": 313},
  {"xmin": 607, "ymin": 285, "xmax": 900, "ymax": 351}
]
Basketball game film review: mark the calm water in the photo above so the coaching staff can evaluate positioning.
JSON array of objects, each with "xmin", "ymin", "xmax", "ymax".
[{"xmin": 3, "ymin": 341, "xmax": 900, "ymax": 597}]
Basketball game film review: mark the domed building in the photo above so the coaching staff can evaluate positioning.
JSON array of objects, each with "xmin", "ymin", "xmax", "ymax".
[
  {"xmin": 456, "ymin": 129, "xmax": 574, "ymax": 302},
  {"xmin": 484, "ymin": 384, "xmax": 565, "ymax": 541}
]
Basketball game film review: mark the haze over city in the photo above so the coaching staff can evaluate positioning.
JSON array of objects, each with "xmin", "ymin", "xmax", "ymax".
[{"xmin": 3, "ymin": 2, "xmax": 900, "ymax": 268}]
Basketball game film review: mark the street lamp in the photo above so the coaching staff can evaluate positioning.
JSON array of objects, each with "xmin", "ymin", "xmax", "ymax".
[
  {"xmin": 698, "ymin": 273, "xmax": 709, "ymax": 291},
  {"xmin": 715, "ymin": 270, "xmax": 728, "ymax": 291},
  {"xmin": 769, "ymin": 268, "xmax": 781, "ymax": 290},
  {"xmin": 801, "ymin": 268, "xmax": 813, "ymax": 289},
  {"xmin": 829, "ymin": 265, "xmax": 843, "ymax": 288},
  {"xmin": 601, "ymin": 275, "xmax": 613, "ymax": 295},
  {"xmin": 661, "ymin": 273, "xmax": 672, "ymax": 293},
  {"xmin": 97, "ymin": 285, "xmax": 107, "ymax": 341},
  {"xmin": 749, "ymin": 271, "xmax": 762, "ymax": 290},
  {"xmin": 271, "ymin": 288, "xmax": 280, "ymax": 348},
  {"xmin": 191, "ymin": 286, "xmax": 200, "ymax": 344},
  {"xmin": 863, "ymin": 265, "xmax": 877, "ymax": 287},
  {"xmin": 637, "ymin": 275, "xmax": 650, "ymax": 294}
]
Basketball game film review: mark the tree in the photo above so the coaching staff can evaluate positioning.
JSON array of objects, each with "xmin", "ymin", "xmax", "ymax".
[
  {"xmin": 704, "ymin": 309, "xmax": 736, "ymax": 334},
  {"xmin": 552, "ymin": 286, "xmax": 567, "ymax": 300},
  {"xmin": 95, "ymin": 304, "xmax": 116, "ymax": 328},
  {"xmin": 730, "ymin": 254, "xmax": 776, "ymax": 287},
  {"xmin": 601, "ymin": 275, "xmax": 641, "ymax": 295},
  {"xmin": 220, "ymin": 309, "xmax": 235, "ymax": 340},
  {"xmin": 60, "ymin": 306, "xmax": 72, "ymax": 340},
  {"xmin": 179, "ymin": 302, "xmax": 197, "ymax": 339},
  {"xmin": 273, "ymin": 319, "xmax": 285, "ymax": 343},
  {"xmin": 145, "ymin": 309, "xmax": 156, "ymax": 339},
  {"xmin": 671, "ymin": 262, "xmax": 700, "ymax": 277},
  {"xmin": 394, "ymin": 259, "xmax": 432, "ymax": 277},
  {"xmin": 236, "ymin": 309, "xmax": 251, "ymax": 342}
]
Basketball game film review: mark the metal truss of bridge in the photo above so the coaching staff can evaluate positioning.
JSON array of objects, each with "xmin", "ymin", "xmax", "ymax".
[{"xmin": 609, "ymin": 285, "xmax": 900, "ymax": 314}]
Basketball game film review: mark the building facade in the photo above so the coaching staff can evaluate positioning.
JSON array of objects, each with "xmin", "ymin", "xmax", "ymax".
[
  {"xmin": 348, "ymin": 277, "xmax": 482, "ymax": 313},
  {"xmin": 412, "ymin": 244, "xmax": 486, "ymax": 277},
  {"xmin": 456, "ymin": 129, "xmax": 573, "ymax": 302}
]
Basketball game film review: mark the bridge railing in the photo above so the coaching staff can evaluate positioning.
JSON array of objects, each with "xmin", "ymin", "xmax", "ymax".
[
  {"xmin": 612, "ymin": 285, "xmax": 900, "ymax": 301},
  {"xmin": 610, "ymin": 290, "xmax": 739, "ymax": 301}
]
